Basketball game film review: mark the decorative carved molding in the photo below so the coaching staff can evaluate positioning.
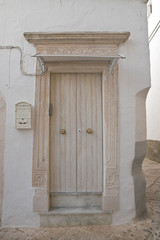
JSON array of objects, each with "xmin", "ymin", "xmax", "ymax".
[
  {"xmin": 36, "ymin": 46, "xmax": 118, "ymax": 56},
  {"xmin": 24, "ymin": 32, "xmax": 130, "ymax": 45},
  {"xmin": 32, "ymin": 173, "xmax": 47, "ymax": 187},
  {"xmin": 32, "ymin": 72, "xmax": 50, "ymax": 174},
  {"xmin": 102, "ymin": 65, "xmax": 120, "ymax": 211},
  {"xmin": 106, "ymin": 171, "xmax": 119, "ymax": 187}
]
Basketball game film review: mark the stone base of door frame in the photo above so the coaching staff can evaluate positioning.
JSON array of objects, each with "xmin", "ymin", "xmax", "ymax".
[
  {"xmin": 33, "ymin": 194, "xmax": 50, "ymax": 212},
  {"xmin": 40, "ymin": 208, "xmax": 112, "ymax": 227},
  {"xmin": 102, "ymin": 195, "xmax": 119, "ymax": 211}
]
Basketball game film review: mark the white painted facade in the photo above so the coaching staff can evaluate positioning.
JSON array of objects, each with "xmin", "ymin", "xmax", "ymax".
[
  {"xmin": 0, "ymin": 0, "xmax": 150, "ymax": 227},
  {"xmin": 147, "ymin": 0, "xmax": 160, "ymax": 140}
]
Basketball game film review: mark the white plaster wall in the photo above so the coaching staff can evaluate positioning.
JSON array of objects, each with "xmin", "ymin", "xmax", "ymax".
[
  {"xmin": 0, "ymin": 0, "xmax": 150, "ymax": 226},
  {"xmin": 147, "ymin": 0, "xmax": 160, "ymax": 140}
]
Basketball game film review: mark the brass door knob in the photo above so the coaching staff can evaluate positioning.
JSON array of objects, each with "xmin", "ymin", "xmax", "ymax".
[
  {"xmin": 60, "ymin": 129, "xmax": 66, "ymax": 134},
  {"xmin": 86, "ymin": 128, "xmax": 92, "ymax": 134}
]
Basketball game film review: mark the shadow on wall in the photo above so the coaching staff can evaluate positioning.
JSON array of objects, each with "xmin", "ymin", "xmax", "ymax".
[
  {"xmin": 0, "ymin": 93, "xmax": 6, "ymax": 226},
  {"xmin": 132, "ymin": 87, "xmax": 150, "ymax": 217}
]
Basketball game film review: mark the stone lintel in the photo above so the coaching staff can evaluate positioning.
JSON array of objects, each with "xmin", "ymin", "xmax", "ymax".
[{"xmin": 24, "ymin": 32, "xmax": 130, "ymax": 45}]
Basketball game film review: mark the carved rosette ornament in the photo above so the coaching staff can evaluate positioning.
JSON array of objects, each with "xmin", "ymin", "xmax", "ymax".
[{"xmin": 24, "ymin": 32, "xmax": 130, "ymax": 212}]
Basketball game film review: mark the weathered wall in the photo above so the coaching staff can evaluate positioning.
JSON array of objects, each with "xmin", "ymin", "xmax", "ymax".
[
  {"xmin": 0, "ymin": 0, "xmax": 150, "ymax": 226},
  {"xmin": 0, "ymin": 93, "xmax": 6, "ymax": 226},
  {"xmin": 146, "ymin": 0, "xmax": 160, "ymax": 162}
]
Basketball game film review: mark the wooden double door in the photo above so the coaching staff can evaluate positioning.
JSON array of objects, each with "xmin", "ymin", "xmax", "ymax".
[{"xmin": 50, "ymin": 73, "xmax": 103, "ymax": 193}]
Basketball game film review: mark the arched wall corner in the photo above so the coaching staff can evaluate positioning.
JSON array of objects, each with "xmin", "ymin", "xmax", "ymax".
[{"xmin": 132, "ymin": 87, "xmax": 150, "ymax": 217}]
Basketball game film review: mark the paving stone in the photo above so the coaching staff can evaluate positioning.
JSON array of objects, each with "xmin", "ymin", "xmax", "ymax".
[{"xmin": 1, "ymin": 159, "xmax": 160, "ymax": 240}]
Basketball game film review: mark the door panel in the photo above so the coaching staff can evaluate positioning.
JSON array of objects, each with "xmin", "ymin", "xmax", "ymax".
[
  {"xmin": 50, "ymin": 73, "xmax": 102, "ymax": 193},
  {"xmin": 50, "ymin": 73, "xmax": 77, "ymax": 192},
  {"xmin": 77, "ymin": 73, "xmax": 103, "ymax": 192}
]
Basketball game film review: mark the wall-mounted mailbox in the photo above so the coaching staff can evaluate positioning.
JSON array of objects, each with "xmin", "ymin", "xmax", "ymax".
[{"xmin": 15, "ymin": 102, "xmax": 32, "ymax": 129}]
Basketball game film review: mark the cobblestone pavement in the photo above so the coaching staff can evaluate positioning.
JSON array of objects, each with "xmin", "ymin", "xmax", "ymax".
[{"xmin": 1, "ymin": 158, "xmax": 160, "ymax": 240}]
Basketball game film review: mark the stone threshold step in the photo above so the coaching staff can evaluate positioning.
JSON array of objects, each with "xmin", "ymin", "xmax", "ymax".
[{"xmin": 40, "ymin": 207, "xmax": 112, "ymax": 227}]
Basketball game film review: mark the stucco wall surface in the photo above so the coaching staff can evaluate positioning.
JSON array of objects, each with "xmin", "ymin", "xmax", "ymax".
[
  {"xmin": 0, "ymin": 0, "xmax": 150, "ymax": 227},
  {"xmin": 147, "ymin": 0, "xmax": 160, "ymax": 141}
]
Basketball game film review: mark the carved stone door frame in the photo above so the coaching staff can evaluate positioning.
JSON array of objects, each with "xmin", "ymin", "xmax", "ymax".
[{"xmin": 24, "ymin": 32, "xmax": 130, "ymax": 212}]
